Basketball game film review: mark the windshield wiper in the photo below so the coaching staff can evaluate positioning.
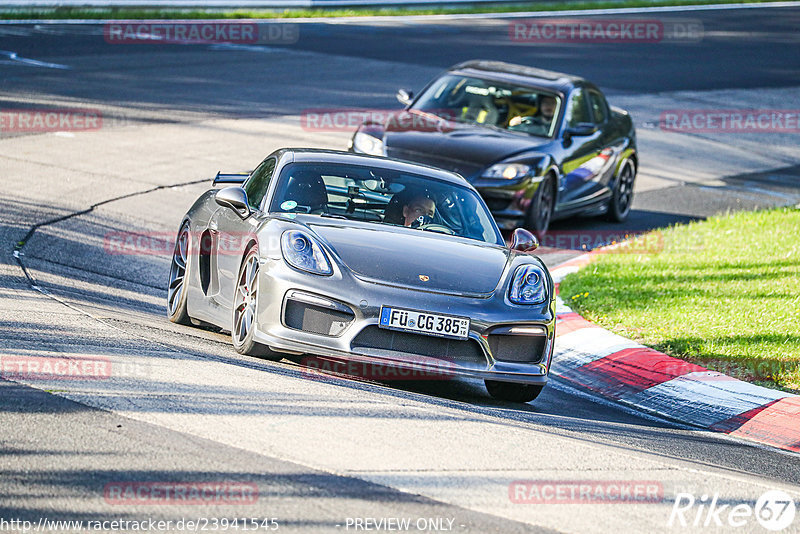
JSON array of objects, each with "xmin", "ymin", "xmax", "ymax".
[{"xmin": 320, "ymin": 213, "xmax": 348, "ymax": 220}]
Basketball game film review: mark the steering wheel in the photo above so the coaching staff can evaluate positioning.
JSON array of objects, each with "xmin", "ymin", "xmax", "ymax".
[
  {"xmin": 417, "ymin": 223, "xmax": 455, "ymax": 235},
  {"xmin": 509, "ymin": 116, "xmax": 550, "ymax": 135}
]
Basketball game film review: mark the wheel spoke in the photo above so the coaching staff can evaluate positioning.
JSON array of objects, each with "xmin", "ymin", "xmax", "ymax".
[
  {"xmin": 247, "ymin": 258, "xmax": 258, "ymax": 289},
  {"xmin": 233, "ymin": 251, "xmax": 261, "ymax": 347},
  {"xmin": 243, "ymin": 307, "xmax": 254, "ymax": 335},
  {"xmin": 179, "ymin": 233, "xmax": 188, "ymax": 262},
  {"xmin": 235, "ymin": 311, "xmax": 247, "ymax": 343},
  {"xmin": 168, "ymin": 285, "xmax": 182, "ymax": 314},
  {"xmin": 169, "ymin": 274, "xmax": 184, "ymax": 290}
]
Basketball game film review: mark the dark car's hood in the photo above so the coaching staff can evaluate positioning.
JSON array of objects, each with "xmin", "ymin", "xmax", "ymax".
[
  {"xmin": 308, "ymin": 221, "xmax": 509, "ymax": 295},
  {"xmin": 383, "ymin": 113, "xmax": 549, "ymax": 179}
]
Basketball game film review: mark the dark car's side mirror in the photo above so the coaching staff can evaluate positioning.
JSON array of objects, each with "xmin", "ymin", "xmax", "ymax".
[
  {"xmin": 510, "ymin": 228, "xmax": 539, "ymax": 252},
  {"xmin": 396, "ymin": 89, "xmax": 414, "ymax": 106},
  {"xmin": 563, "ymin": 122, "xmax": 598, "ymax": 139},
  {"xmin": 215, "ymin": 186, "xmax": 251, "ymax": 219}
]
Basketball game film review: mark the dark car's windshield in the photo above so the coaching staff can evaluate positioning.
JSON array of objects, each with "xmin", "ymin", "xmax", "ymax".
[
  {"xmin": 269, "ymin": 162, "xmax": 504, "ymax": 245},
  {"xmin": 411, "ymin": 74, "xmax": 562, "ymax": 138}
]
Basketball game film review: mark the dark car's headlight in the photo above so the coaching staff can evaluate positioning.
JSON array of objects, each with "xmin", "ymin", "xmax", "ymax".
[
  {"xmin": 352, "ymin": 132, "xmax": 386, "ymax": 156},
  {"xmin": 281, "ymin": 231, "xmax": 332, "ymax": 275},
  {"xmin": 483, "ymin": 163, "xmax": 531, "ymax": 180},
  {"xmin": 509, "ymin": 265, "xmax": 548, "ymax": 305}
]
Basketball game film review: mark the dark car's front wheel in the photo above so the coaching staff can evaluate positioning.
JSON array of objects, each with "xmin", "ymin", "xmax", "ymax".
[
  {"xmin": 485, "ymin": 380, "xmax": 544, "ymax": 403},
  {"xmin": 232, "ymin": 247, "xmax": 282, "ymax": 360},
  {"xmin": 525, "ymin": 174, "xmax": 555, "ymax": 238},
  {"xmin": 606, "ymin": 159, "xmax": 636, "ymax": 222}
]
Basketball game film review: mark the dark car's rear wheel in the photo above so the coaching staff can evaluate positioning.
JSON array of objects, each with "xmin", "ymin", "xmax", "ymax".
[
  {"xmin": 525, "ymin": 174, "xmax": 555, "ymax": 238},
  {"xmin": 232, "ymin": 247, "xmax": 282, "ymax": 360},
  {"xmin": 606, "ymin": 159, "xmax": 636, "ymax": 222},
  {"xmin": 485, "ymin": 380, "xmax": 544, "ymax": 403},
  {"xmin": 167, "ymin": 222, "xmax": 192, "ymax": 325}
]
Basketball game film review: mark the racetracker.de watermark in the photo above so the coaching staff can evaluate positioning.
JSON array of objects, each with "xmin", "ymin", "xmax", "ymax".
[
  {"xmin": 0, "ymin": 517, "xmax": 279, "ymax": 532},
  {"xmin": 104, "ymin": 482, "xmax": 259, "ymax": 506},
  {"xmin": 104, "ymin": 22, "xmax": 298, "ymax": 44},
  {"xmin": 301, "ymin": 108, "xmax": 456, "ymax": 133},
  {"xmin": 0, "ymin": 355, "xmax": 111, "ymax": 380},
  {"xmin": 509, "ymin": 480, "xmax": 664, "ymax": 504},
  {"xmin": 300, "ymin": 356, "xmax": 457, "ymax": 382},
  {"xmin": 538, "ymin": 230, "xmax": 665, "ymax": 253},
  {"xmin": 509, "ymin": 18, "xmax": 703, "ymax": 43},
  {"xmin": 660, "ymin": 109, "xmax": 800, "ymax": 133},
  {"xmin": 104, "ymin": 231, "xmax": 266, "ymax": 257},
  {"xmin": 0, "ymin": 108, "xmax": 102, "ymax": 133}
]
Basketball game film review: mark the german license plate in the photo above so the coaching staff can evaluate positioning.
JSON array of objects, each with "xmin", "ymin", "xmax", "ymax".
[{"xmin": 379, "ymin": 306, "xmax": 470, "ymax": 340}]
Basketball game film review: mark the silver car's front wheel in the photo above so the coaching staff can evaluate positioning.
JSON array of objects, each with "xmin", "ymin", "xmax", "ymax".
[
  {"xmin": 232, "ymin": 247, "xmax": 282, "ymax": 360},
  {"xmin": 167, "ymin": 222, "xmax": 191, "ymax": 325}
]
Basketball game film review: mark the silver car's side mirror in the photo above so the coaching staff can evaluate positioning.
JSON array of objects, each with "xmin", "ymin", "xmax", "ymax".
[
  {"xmin": 510, "ymin": 228, "xmax": 539, "ymax": 252},
  {"xmin": 215, "ymin": 186, "xmax": 251, "ymax": 219},
  {"xmin": 396, "ymin": 89, "xmax": 413, "ymax": 106}
]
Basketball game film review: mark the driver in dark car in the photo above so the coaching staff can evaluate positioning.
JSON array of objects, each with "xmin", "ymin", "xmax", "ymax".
[
  {"xmin": 509, "ymin": 95, "xmax": 557, "ymax": 130},
  {"xmin": 402, "ymin": 195, "xmax": 436, "ymax": 227}
]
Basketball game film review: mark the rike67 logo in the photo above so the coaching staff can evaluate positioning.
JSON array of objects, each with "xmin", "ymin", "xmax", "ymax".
[{"xmin": 668, "ymin": 490, "xmax": 796, "ymax": 531}]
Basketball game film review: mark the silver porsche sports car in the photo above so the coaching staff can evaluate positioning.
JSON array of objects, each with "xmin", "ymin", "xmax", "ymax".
[{"xmin": 167, "ymin": 149, "xmax": 556, "ymax": 402}]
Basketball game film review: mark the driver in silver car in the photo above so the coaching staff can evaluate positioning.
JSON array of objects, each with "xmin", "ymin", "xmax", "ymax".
[{"xmin": 402, "ymin": 195, "xmax": 436, "ymax": 227}]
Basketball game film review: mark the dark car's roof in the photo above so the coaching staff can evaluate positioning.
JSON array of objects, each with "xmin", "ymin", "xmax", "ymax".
[
  {"xmin": 284, "ymin": 148, "xmax": 472, "ymax": 187},
  {"xmin": 449, "ymin": 60, "xmax": 585, "ymax": 93}
]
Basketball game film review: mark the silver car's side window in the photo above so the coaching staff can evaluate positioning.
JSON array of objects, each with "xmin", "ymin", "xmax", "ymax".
[{"xmin": 244, "ymin": 157, "xmax": 276, "ymax": 210}]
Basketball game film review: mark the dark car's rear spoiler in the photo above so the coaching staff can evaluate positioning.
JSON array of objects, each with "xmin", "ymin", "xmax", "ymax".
[{"xmin": 213, "ymin": 172, "xmax": 249, "ymax": 185}]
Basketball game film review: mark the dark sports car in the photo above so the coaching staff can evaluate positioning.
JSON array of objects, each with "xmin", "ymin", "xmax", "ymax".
[
  {"xmin": 349, "ymin": 60, "xmax": 638, "ymax": 235},
  {"xmin": 168, "ymin": 149, "xmax": 556, "ymax": 402}
]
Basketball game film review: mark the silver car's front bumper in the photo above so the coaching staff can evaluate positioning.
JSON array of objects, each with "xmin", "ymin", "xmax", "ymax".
[{"xmin": 252, "ymin": 255, "xmax": 556, "ymax": 385}]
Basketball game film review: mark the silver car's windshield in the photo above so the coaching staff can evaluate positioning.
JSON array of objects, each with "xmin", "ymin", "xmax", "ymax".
[
  {"xmin": 411, "ymin": 74, "xmax": 562, "ymax": 138},
  {"xmin": 269, "ymin": 162, "xmax": 504, "ymax": 245}
]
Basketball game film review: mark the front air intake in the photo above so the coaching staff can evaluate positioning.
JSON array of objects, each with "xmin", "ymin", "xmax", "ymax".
[{"xmin": 283, "ymin": 297, "xmax": 355, "ymax": 337}]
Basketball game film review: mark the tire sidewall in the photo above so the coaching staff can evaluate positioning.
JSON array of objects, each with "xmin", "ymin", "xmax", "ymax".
[
  {"xmin": 232, "ymin": 247, "xmax": 260, "ymax": 354},
  {"xmin": 525, "ymin": 174, "xmax": 555, "ymax": 237},
  {"xmin": 608, "ymin": 159, "xmax": 636, "ymax": 222},
  {"xmin": 167, "ymin": 221, "xmax": 191, "ymax": 324}
]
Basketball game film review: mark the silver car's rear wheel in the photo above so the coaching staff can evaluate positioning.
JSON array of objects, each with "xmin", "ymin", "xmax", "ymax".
[
  {"xmin": 167, "ymin": 222, "xmax": 191, "ymax": 325},
  {"xmin": 232, "ymin": 247, "xmax": 282, "ymax": 360}
]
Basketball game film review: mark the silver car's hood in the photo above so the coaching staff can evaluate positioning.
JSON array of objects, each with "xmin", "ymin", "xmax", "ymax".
[{"xmin": 307, "ymin": 222, "xmax": 509, "ymax": 295}]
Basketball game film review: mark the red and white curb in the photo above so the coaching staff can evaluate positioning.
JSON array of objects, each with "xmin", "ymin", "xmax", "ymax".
[{"xmin": 550, "ymin": 253, "xmax": 800, "ymax": 454}]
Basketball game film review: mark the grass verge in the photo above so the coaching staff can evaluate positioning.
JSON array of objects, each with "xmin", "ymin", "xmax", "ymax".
[
  {"xmin": 0, "ymin": 0, "xmax": 789, "ymax": 20},
  {"xmin": 559, "ymin": 207, "xmax": 800, "ymax": 393}
]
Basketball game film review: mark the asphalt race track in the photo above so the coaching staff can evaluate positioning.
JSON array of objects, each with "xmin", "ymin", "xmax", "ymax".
[{"xmin": 1, "ymin": 5, "xmax": 800, "ymax": 532}]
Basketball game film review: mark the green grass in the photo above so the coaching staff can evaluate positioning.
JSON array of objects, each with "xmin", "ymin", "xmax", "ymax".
[
  {"xmin": 559, "ymin": 207, "xmax": 800, "ymax": 393},
  {"xmin": 0, "ymin": 0, "xmax": 788, "ymax": 20}
]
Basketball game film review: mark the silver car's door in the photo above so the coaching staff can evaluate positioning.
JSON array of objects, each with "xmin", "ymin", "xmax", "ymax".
[
  {"xmin": 207, "ymin": 206, "xmax": 251, "ymax": 317},
  {"xmin": 211, "ymin": 157, "xmax": 278, "ymax": 317}
]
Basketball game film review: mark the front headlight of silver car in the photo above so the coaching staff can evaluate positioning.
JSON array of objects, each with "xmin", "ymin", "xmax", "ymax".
[
  {"xmin": 509, "ymin": 265, "xmax": 548, "ymax": 305},
  {"xmin": 281, "ymin": 230, "xmax": 332, "ymax": 276},
  {"xmin": 352, "ymin": 132, "xmax": 386, "ymax": 156},
  {"xmin": 483, "ymin": 163, "xmax": 531, "ymax": 180}
]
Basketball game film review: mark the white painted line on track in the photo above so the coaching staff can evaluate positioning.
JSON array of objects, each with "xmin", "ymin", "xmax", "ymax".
[
  {"xmin": 550, "ymin": 376, "xmax": 800, "ymax": 460},
  {"xmin": 0, "ymin": 49, "xmax": 70, "ymax": 68},
  {"xmin": 1, "ymin": 1, "xmax": 799, "ymax": 24}
]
